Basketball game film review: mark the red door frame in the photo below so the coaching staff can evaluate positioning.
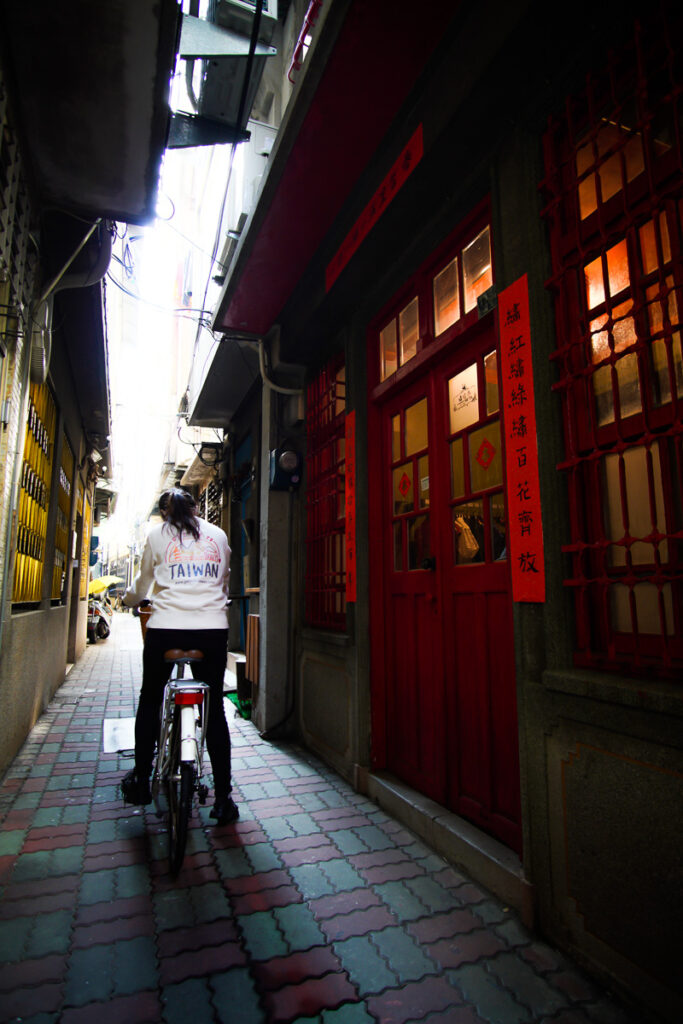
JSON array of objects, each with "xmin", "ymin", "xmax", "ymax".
[{"xmin": 367, "ymin": 209, "xmax": 522, "ymax": 852}]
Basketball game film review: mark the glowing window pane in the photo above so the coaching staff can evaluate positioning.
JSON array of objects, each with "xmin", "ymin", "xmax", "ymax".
[
  {"xmin": 450, "ymin": 437, "xmax": 465, "ymax": 499},
  {"xmin": 453, "ymin": 501, "xmax": 484, "ymax": 565},
  {"xmin": 491, "ymin": 493, "xmax": 507, "ymax": 561},
  {"xmin": 433, "ymin": 256, "xmax": 460, "ymax": 335},
  {"xmin": 585, "ymin": 239, "xmax": 631, "ymax": 311},
  {"xmin": 405, "ymin": 398, "xmax": 428, "ymax": 456},
  {"xmin": 610, "ymin": 582, "xmax": 673, "ymax": 635},
  {"xmin": 647, "ymin": 278, "xmax": 683, "ymax": 405},
  {"xmin": 393, "ymin": 463, "xmax": 413, "ymax": 514},
  {"xmin": 392, "ymin": 414, "xmax": 401, "ymax": 461},
  {"xmin": 602, "ymin": 444, "xmax": 668, "ymax": 568},
  {"xmin": 418, "ymin": 455, "xmax": 430, "ymax": 508},
  {"xmin": 463, "ymin": 227, "xmax": 492, "ymax": 313},
  {"xmin": 576, "ymin": 121, "xmax": 646, "ymax": 220},
  {"xmin": 639, "ymin": 213, "xmax": 671, "ymax": 274},
  {"xmin": 484, "ymin": 350, "xmax": 499, "ymax": 414},
  {"xmin": 380, "ymin": 320, "xmax": 397, "ymax": 380},
  {"xmin": 393, "ymin": 522, "xmax": 402, "ymax": 571},
  {"xmin": 448, "ymin": 364, "xmax": 479, "ymax": 433},
  {"xmin": 399, "ymin": 297, "xmax": 419, "ymax": 366},
  {"xmin": 469, "ymin": 421, "xmax": 502, "ymax": 492},
  {"xmin": 408, "ymin": 515, "xmax": 430, "ymax": 570}
]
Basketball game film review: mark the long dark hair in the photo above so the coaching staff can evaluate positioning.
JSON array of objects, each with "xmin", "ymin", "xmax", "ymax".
[{"xmin": 159, "ymin": 488, "xmax": 201, "ymax": 541}]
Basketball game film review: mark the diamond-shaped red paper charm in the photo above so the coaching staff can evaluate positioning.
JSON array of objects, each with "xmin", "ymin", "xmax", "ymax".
[
  {"xmin": 476, "ymin": 438, "xmax": 496, "ymax": 470},
  {"xmin": 398, "ymin": 472, "xmax": 411, "ymax": 497}
]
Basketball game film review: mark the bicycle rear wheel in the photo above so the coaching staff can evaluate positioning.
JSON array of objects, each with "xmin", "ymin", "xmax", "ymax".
[{"xmin": 167, "ymin": 753, "xmax": 194, "ymax": 875}]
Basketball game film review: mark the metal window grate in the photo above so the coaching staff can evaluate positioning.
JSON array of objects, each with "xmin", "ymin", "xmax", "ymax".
[
  {"xmin": 541, "ymin": 3, "xmax": 683, "ymax": 676},
  {"xmin": 305, "ymin": 357, "xmax": 346, "ymax": 629},
  {"xmin": 13, "ymin": 383, "xmax": 56, "ymax": 603}
]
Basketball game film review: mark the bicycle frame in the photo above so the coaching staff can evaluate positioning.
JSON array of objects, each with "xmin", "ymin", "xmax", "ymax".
[{"xmin": 152, "ymin": 678, "xmax": 210, "ymax": 805}]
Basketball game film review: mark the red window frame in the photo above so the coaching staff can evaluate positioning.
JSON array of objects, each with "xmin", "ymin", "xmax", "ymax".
[
  {"xmin": 372, "ymin": 204, "xmax": 494, "ymax": 397},
  {"xmin": 305, "ymin": 355, "xmax": 347, "ymax": 629},
  {"xmin": 541, "ymin": 6, "xmax": 683, "ymax": 677}
]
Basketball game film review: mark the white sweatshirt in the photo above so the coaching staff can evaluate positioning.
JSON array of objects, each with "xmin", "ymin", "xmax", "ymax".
[{"xmin": 123, "ymin": 517, "xmax": 230, "ymax": 630}]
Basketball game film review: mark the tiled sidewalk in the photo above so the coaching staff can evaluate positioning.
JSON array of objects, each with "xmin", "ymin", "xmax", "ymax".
[{"xmin": 0, "ymin": 614, "xmax": 638, "ymax": 1024}]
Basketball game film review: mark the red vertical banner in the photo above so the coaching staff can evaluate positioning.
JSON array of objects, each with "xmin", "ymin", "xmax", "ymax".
[
  {"xmin": 345, "ymin": 410, "xmax": 357, "ymax": 602},
  {"xmin": 499, "ymin": 275, "xmax": 546, "ymax": 602}
]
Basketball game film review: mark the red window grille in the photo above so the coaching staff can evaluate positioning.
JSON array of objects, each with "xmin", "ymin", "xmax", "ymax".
[
  {"xmin": 541, "ymin": 4, "xmax": 683, "ymax": 677},
  {"xmin": 305, "ymin": 357, "xmax": 347, "ymax": 629}
]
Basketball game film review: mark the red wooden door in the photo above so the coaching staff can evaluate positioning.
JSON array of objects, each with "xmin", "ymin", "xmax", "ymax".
[
  {"xmin": 381, "ymin": 375, "xmax": 446, "ymax": 803},
  {"xmin": 375, "ymin": 322, "xmax": 521, "ymax": 852}
]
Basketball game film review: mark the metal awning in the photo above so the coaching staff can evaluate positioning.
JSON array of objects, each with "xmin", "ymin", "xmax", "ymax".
[
  {"xmin": 189, "ymin": 335, "xmax": 260, "ymax": 427},
  {"xmin": 212, "ymin": 0, "xmax": 459, "ymax": 339},
  {"xmin": 0, "ymin": 0, "xmax": 180, "ymax": 224}
]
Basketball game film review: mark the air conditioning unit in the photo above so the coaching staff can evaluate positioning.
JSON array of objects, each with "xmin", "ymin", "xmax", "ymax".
[
  {"xmin": 214, "ymin": 0, "xmax": 278, "ymax": 45},
  {"xmin": 196, "ymin": 1, "xmax": 279, "ymax": 130}
]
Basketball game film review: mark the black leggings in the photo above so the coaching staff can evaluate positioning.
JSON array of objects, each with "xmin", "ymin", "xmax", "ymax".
[{"xmin": 135, "ymin": 627, "xmax": 232, "ymax": 799}]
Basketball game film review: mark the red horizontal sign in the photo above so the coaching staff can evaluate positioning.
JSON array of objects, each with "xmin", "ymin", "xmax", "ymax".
[{"xmin": 326, "ymin": 124, "xmax": 424, "ymax": 291}]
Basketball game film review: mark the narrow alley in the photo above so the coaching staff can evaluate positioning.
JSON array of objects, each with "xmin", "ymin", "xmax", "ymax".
[{"xmin": 0, "ymin": 612, "xmax": 637, "ymax": 1024}]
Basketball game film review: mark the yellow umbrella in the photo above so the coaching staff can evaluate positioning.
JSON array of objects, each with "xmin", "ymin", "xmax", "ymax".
[{"xmin": 88, "ymin": 575, "xmax": 123, "ymax": 595}]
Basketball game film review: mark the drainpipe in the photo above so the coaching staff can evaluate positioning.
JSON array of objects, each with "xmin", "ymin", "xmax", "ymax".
[{"xmin": 257, "ymin": 338, "xmax": 303, "ymax": 396}]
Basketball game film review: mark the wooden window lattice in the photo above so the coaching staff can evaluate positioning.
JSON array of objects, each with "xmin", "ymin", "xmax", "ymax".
[{"xmin": 541, "ymin": 3, "xmax": 683, "ymax": 676}]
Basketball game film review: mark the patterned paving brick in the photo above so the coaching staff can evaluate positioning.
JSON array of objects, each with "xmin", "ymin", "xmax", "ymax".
[
  {"xmin": 251, "ymin": 946, "xmax": 343, "ymax": 991},
  {"xmin": 318, "ymin": 905, "xmax": 399, "ymax": 942},
  {"xmin": 223, "ymin": 868, "xmax": 294, "ymax": 895},
  {"xmin": 485, "ymin": 952, "xmax": 569, "ymax": 1017},
  {"xmin": 75, "ymin": 893, "xmax": 153, "ymax": 926},
  {"xmin": 0, "ymin": 951, "xmax": 67, "ymax": 991},
  {"xmin": 211, "ymin": 966, "xmax": 265, "ymax": 1024},
  {"xmin": 422, "ymin": 928, "xmax": 508, "ymax": 969},
  {"xmin": 371, "ymin": 925, "xmax": 439, "ymax": 983},
  {"xmin": 0, "ymin": 619, "xmax": 639, "ymax": 1024},
  {"xmin": 161, "ymin": 976, "xmax": 215, "ymax": 1024},
  {"xmin": 157, "ymin": 917, "xmax": 241, "ymax": 958},
  {"xmin": 333, "ymin": 933, "xmax": 398, "ymax": 995},
  {"xmin": 309, "ymin": 887, "xmax": 382, "ymax": 921},
  {"xmin": 71, "ymin": 912, "xmax": 154, "ymax": 947},
  {"xmin": 0, "ymin": 981, "xmax": 64, "ymax": 1020},
  {"xmin": 0, "ymin": 909, "xmax": 73, "ymax": 961},
  {"xmin": 239, "ymin": 910, "xmax": 289, "ymax": 960},
  {"xmin": 406, "ymin": 908, "xmax": 485, "ymax": 943},
  {"xmin": 59, "ymin": 990, "xmax": 162, "ymax": 1024},
  {"xmin": 451, "ymin": 963, "xmax": 531, "ymax": 1024},
  {"xmin": 232, "ymin": 883, "xmax": 303, "ymax": 916},
  {"xmin": 263, "ymin": 971, "xmax": 358, "ymax": 1023},
  {"xmin": 274, "ymin": 902, "xmax": 326, "ymax": 952},
  {"xmin": 366, "ymin": 976, "xmax": 465, "ymax": 1024},
  {"xmin": 158, "ymin": 939, "xmax": 247, "ymax": 984}
]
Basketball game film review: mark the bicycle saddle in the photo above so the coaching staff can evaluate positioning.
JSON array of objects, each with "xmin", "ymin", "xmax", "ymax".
[{"xmin": 163, "ymin": 648, "xmax": 204, "ymax": 662}]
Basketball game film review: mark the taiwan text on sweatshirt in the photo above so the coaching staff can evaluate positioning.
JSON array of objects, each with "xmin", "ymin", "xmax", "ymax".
[{"xmin": 123, "ymin": 518, "xmax": 231, "ymax": 630}]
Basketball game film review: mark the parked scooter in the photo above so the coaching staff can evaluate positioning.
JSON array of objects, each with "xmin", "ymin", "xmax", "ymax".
[{"xmin": 87, "ymin": 595, "xmax": 113, "ymax": 642}]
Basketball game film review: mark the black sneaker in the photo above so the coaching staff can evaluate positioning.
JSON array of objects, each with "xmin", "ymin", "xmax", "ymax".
[
  {"xmin": 121, "ymin": 769, "xmax": 152, "ymax": 806},
  {"xmin": 210, "ymin": 796, "xmax": 239, "ymax": 825}
]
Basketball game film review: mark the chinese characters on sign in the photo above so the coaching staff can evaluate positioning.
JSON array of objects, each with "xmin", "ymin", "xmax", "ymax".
[
  {"xmin": 326, "ymin": 125, "xmax": 424, "ymax": 292},
  {"xmin": 345, "ymin": 411, "xmax": 357, "ymax": 602},
  {"xmin": 499, "ymin": 275, "xmax": 546, "ymax": 602}
]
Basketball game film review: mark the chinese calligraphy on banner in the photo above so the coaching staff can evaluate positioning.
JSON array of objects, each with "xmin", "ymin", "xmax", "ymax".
[
  {"xmin": 499, "ymin": 275, "xmax": 546, "ymax": 602},
  {"xmin": 345, "ymin": 411, "xmax": 357, "ymax": 602},
  {"xmin": 326, "ymin": 125, "xmax": 424, "ymax": 292}
]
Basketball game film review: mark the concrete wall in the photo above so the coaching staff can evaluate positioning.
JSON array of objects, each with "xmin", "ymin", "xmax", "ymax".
[{"xmin": 0, "ymin": 607, "xmax": 69, "ymax": 776}]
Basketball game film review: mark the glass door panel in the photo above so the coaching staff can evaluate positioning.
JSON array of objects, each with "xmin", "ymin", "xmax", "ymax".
[{"xmin": 391, "ymin": 396, "xmax": 431, "ymax": 572}]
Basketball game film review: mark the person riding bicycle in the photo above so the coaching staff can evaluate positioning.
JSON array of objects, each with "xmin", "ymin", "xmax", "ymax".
[{"xmin": 121, "ymin": 487, "xmax": 238, "ymax": 825}]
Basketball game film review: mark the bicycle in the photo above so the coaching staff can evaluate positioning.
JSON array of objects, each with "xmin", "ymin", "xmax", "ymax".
[{"xmin": 153, "ymin": 648, "xmax": 210, "ymax": 875}]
